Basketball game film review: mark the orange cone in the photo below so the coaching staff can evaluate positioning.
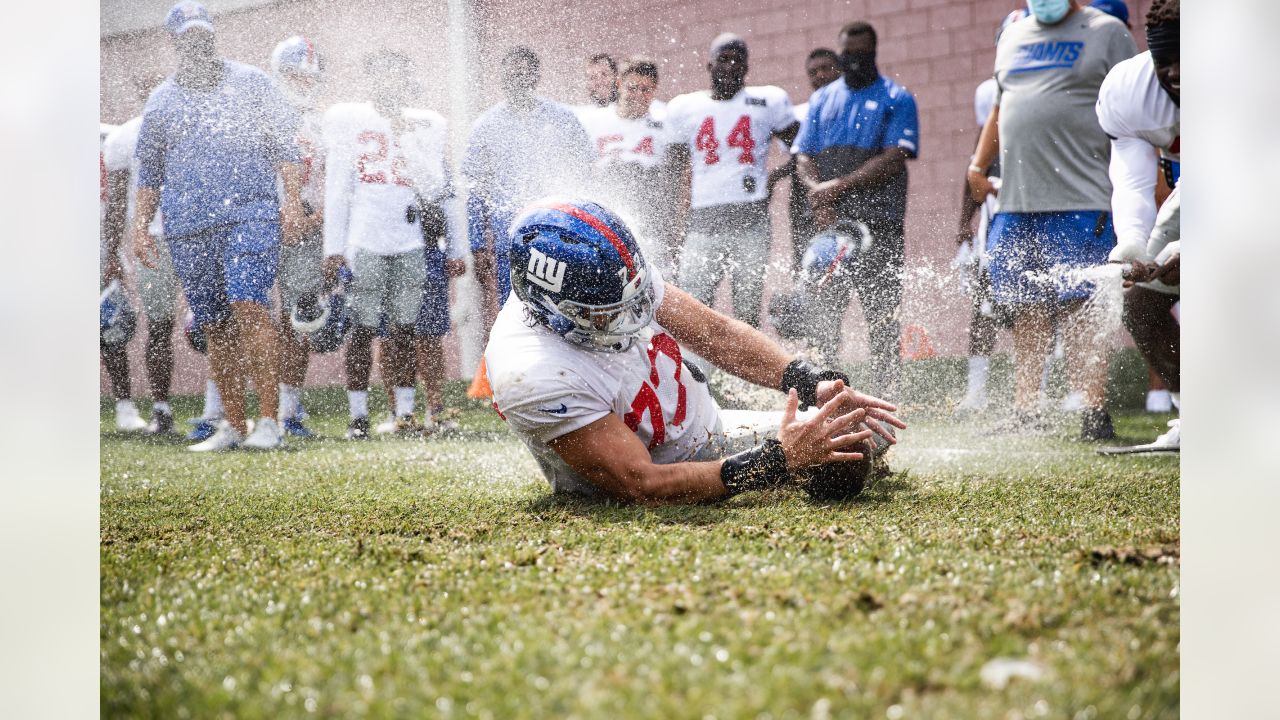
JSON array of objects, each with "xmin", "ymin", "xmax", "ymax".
[
  {"xmin": 899, "ymin": 323, "xmax": 937, "ymax": 360},
  {"xmin": 467, "ymin": 357, "xmax": 492, "ymax": 399}
]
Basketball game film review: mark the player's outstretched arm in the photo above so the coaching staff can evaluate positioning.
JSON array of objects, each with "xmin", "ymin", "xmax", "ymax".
[
  {"xmin": 657, "ymin": 282, "xmax": 792, "ymax": 388},
  {"xmin": 548, "ymin": 390, "xmax": 873, "ymax": 505}
]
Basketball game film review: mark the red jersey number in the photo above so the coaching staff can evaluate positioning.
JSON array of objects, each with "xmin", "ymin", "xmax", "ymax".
[
  {"xmin": 623, "ymin": 333, "xmax": 688, "ymax": 449},
  {"xmin": 693, "ymin": 115, "xmax": 755, "ymax": 165},
  {"xmin": 356, "ymin": 130, "xmax": 411, "ymax": 187}
]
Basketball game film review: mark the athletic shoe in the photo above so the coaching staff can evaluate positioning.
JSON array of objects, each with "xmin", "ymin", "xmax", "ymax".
[
  {"xmin": 189, "ymin": 420, "xmax": 244, "ymax": 452},
  {"xmin": 991, "ymin": 410, "xmax": 1054, "ymax": 435},
  {"xmin": 115, "ymin": 401, "xmax": 148, "ymax": 432},
  {"xmin": 282, "ymin": 416, "xmax": 316, "ymax": 439},
  {"xmin": 243, "ymin": 417, "xmax": 285, "ymax": 450},
  {"xmin": 1080, "ymin": 408, "xmax": 1116, "ymax": 441},
  {"xmin": 394, "ymin": 414, "xmax": 424, "ymax": 436},
  {"xmin": 345, "ymin": 416, "xmax": 371, "ymax": 440},
  {"xmin": 1145, "ymin": 389, "xmax": 1173, "ymax": 413},
  {"xmin": 426, "ymin": 406, "xmax": 461, "ymax": 435},
  {"xmin": 954, "ymin": 386, "xmax": 988, "ymax": 414},
  {"xmin": 145, "ymin": 408, "xmax": 175, "ymax": 435},
  {"xmin": 1097, "ymin": 419, "xmax": 1179, "ymax": 455},
  {"xmin": 374, "ymin": 412, "xmax": 398, "ymax": 435},
  {"xmin": 187, "ymin": 417, "xmax": 222, "ymax": 442}
]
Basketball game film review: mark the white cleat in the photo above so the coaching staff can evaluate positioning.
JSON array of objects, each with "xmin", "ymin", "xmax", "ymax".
[
  {"xmin": 189, "ymin": 420, "xmax": 244, "ymax": 452},
  {"xmin": 374, "ymin": 412, "xmax": 398, "ymax": 435},
  {"xmin": 115, "ymin": 400, "xmax": 149, "ymax": 432},
  {"xmin": 1149, "ymin": 418, "xmax": 1180, "ymax": 451},
  {"xmin": 242, "ymin": 417, "xmax": 285, "ymax": 450},
  {"xmin": 1145, "ymin": 389, "xmax": 1173, "ymax": 413}
]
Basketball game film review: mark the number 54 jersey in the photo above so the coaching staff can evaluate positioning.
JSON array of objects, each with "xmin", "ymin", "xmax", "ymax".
[
  {"xmin": 485, "ymin": 271, "xmax": 724, "ymax": 496},
  {"xmin": 664, "ymin": 85, "xmax": 795, "ymax": 210}
]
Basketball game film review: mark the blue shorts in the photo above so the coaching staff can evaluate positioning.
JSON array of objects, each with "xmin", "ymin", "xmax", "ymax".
[
  {"xmin": 416, "ymin": 248, "xmax": 451, "ymax": 337},
  {"xmin": 168, "ymin": 222, "xmax": 280, "ymax": 328},
  {"xmin": 986, "ymin": 211, "xmax": 1115, "ymax": 306}
]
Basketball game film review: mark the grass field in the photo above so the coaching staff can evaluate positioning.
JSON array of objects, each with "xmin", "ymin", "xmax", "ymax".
[{"xmin": 101, "ymin": 351, "xmax": 1179, "ymax": 718}]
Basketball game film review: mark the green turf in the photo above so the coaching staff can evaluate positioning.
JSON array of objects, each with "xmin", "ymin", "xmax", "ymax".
[{"xmin": 101, "ymin": 351, "xmax": 1178, "ymax": 718}]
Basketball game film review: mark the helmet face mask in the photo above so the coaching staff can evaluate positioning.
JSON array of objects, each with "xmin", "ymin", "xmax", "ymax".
[{"xmin": 511, "ymin": 199, "xmax": 656, "ymax": 353}]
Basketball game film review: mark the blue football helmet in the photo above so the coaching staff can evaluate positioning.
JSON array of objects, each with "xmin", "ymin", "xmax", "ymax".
[
  {"xmin": 100, "ymin": 281, "xmax": 137, "ymax": 347},
  {"xmin": 183, "ymin": 311, "xmax": 207, "ymax": 354},
  {"xmin": 509, "ymin": 199, "xmax": 655, "ymax": 353},
  {"xmin": 306, "ymin": 265, "xmax": 353, "ymax": 353},
  {"xmin": 799, "ymin": 219, "xmax": 873, "ymax": 288}
]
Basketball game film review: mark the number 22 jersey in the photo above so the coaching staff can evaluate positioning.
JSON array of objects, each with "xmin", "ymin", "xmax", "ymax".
[
  {"xmin": 664, "ymin": 86, "xmax": 795, "ymax": 210},
  {"xmin": 485, "ymin": 269, "xmax": 723, "ymax": 496}
]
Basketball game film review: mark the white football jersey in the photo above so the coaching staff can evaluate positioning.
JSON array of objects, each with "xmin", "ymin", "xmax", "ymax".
[
  {"xmin": 101, "ymin": 116, "xmax": 164, "ymax": 237},
  {"xmin": 665, "ymin": 85, "xmax": 795, "ymax": 209},
  {"xmin": 323, "ymin": 102, "xmax": 450, "ymax": 257},
  {"xmin": 485, "ymin": 272, "xmax": 723, "ymax": 496},
  {"xmin": 578, "ymin": 105, "xmax": 670, "ymax": 170},
  {"xmin": 1096, "ymin": 52, "xmax": 1180, "ymax": 162}
]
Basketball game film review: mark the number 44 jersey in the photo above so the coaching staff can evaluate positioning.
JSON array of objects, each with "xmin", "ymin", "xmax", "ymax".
[
  {"xmin": 485, "ymin": 270, "xmax": 724, "ymax": 496},
  {"xmin": 664, "ymin": 85, "xmax": 795, "ymax": 210}
]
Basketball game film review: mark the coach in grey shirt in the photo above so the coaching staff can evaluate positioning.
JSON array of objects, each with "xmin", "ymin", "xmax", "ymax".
[{"xmin": 967, "ymin": 1, "xmax": 1135, "ymax": 439}]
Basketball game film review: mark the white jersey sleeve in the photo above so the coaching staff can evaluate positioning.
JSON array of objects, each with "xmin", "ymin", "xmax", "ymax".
[
  {"xmin": 103, "ymin": 116, "xmax": 164, "ymax": 237},
  {"xmin": 974, "ymin": 78, "xmax": 998, "ymax": 127},
  {"xmin": 321, "ymin": 104, "xmax": 359, "ymax": 257}
]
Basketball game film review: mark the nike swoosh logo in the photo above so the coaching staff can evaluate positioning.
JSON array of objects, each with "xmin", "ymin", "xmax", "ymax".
[{"xmin": 538, "ymin": 404, "xmax": 569, "ymax": 415}]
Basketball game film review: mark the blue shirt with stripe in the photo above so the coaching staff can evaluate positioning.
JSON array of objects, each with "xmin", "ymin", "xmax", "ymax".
[{"xmin": 793, "ymin": 75, "xmax": 919, "ymax": 222}]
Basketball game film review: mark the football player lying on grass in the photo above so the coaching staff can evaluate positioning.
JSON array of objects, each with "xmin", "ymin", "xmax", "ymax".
[{"xmin": 484, "ymin": 199, "xmax": 906, "ymax": 505}]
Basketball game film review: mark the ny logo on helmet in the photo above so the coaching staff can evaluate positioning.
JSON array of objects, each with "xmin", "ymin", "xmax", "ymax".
[{"xmin": 527, "ymin": 248, "xmax": 566, "ymax": 293}]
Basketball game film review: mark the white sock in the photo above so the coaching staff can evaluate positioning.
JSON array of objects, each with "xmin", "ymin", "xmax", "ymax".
[
  {"xmin": 966, "ymin": 356, "xmax": 990, "ymax": 393},
  {"xmin": 278, "ymin": 383, "xmax": 299, "ymax": 420},
  {"xmin": 203, "ymin": 380, "xmax": 224, "ymax": 419},
  {"xmin": 1170, "ymin": 391, "xmax": 1180, "ymax": 410},
  {"xmin": 394, "ymin": 387, "xmax": 416, "ymax": 417},
  {"xmin": 152, "ymin": 401, "xmax": 172, "ymax": 415},
  {"xmin": 348, "ymin": 390, "xmax": 369, "ymax": 419},
  {"xmin": 116, "ymin": 399, "xmax": 138, "ymax": 415}
]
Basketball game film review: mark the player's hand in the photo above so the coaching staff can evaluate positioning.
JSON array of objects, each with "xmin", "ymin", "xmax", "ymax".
[
  {"xmin": 323, "ymin": 255, "xmax": 347, "ymax": 288},
  {"xmin": 101, "ymin": 253, "xmax": 124, "ymax": 286},
  {"xmin": 132, "ymin": 226, "xmax": 159, "ymax": 269},
  {"xmin": 777, "ymin": 389, "xmax": 875, "ymax": 471},
  {"xmin": 813, "ymin": 379, "xmax": 906, "ymax": 446},
  {"xmin": 446, "ymin": 258, "xmax": 466, "ymax": 278},
  {"xmin": 966, "ymin": 169, "xmax": 997, "ymax": 204},
  {"xmin": 1121, "ymin": 261, "xmax": 1157, "ymax": 288},
  {"xmin": 1152, "ymin": 252, "xmax": 1179, "ymax": 286},
  {"xmin": 809, "ymin": 178, "xmax": 845, "ymax": 208}
]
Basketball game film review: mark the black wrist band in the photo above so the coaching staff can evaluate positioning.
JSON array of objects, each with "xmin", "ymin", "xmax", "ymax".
[
  {"xmin": 781, "ymin": 359, "xmax": 850, "ymax": 409},
  {"xmin": 720, "ymin": 439, "xmax": 789, "ymax": 497}
]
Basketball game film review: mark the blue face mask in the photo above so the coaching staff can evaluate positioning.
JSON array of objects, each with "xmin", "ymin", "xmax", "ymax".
[{"xmin": 1026, "ymin": 0, "xmax": 1070, "ymax": 24}]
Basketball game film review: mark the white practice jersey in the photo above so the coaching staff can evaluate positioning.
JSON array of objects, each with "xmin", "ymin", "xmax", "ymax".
[
  {"xmin": 1096, "ymin": 52, "xmax": 1180, "ymax": 249},
  {"xmin": 974, "ymin": 77, "xmax": 997, "ymax": 129},
  {"xmin": 485, "ymin": 272, "xmax": 723, "ymax": 496},
  {"xmin": 789, "ymin": 101, "xmax": 807, "ymax": 153},
  {"xmin": 101, "ymin": 116, "xmax": 163, "ymax": 237},
  {"xmin": 323, "ymin": 102, "xmax": 450, "ymax": 257},
  {"xmin": 577, "ymin": 105, "xmax": 671, "ymax": 170},
  {"xmin": 665, "ymin": 85, "xmax": 795, "ymax": 209}
]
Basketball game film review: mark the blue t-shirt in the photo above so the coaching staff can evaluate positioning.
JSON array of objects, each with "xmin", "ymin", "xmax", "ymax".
[
  {"xmin": 136, "ymin": 60, "xmax": 301, "ymax": 240},
  {"xmin": 794, "ymin": 75, "xmax": 919, "ymax": 222}
]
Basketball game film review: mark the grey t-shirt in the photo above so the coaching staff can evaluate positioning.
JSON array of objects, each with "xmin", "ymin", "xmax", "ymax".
[{"xmin": 993, "ymin": 7, "xmax": 1137, "ymax": 213}]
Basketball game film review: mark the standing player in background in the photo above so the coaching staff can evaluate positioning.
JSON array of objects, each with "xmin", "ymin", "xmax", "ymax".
[
  {"xmin": 270, "ymin": 35, "xmax": 327, "ymax": 439},
  {"xmin": 100, "ymin": 123, "xmax": 147, "ymax": 433},
  {"xmin": 323, "ymin": 50, "xmax": 460, "ymax": 439},
  {"xmin": 795, "ymin": 21, "xmax": 920, "ymax": 398},
  {"xmin": 462, "ymin": 46, "xmax": 594, "ymax": 326},
  {"xmin": 767, "ymin": 48, "xmax": 841, "ymax": 271},
  {"xmin": 582, "ymin": 53, "xmax": 619, "ymax": 109},
  {"xmin": 967, "ymin": 0, "xmax": 1136, "ymax": 439},
  {"xmin": 1097, "ymin": 0, "xmax": 1181, "ymax": 452},
  {"xmin": 132, "ymin": 1, "xmax": 305, "ymax": 451},
  {"xmin": 575, "ymin": 58, "xmax": 676, "ymax": 273},
  {"xmin": 665, "ymin": 33, "xmax": 799, "ymax": 330}
]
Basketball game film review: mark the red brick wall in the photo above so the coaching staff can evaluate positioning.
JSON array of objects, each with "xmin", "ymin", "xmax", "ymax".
[{"xmin": 100, "ymin": 0, "xmax": 1151, "ymax": 396}]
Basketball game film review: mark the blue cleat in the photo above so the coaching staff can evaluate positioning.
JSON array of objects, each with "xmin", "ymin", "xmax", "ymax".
[
  {"xmin": 187, "ymin": 418, "xmax": 219, "ymax": 442},
  {"xmin": 282, "ymin": 416, "xmax": 316, "ymax": 438}
]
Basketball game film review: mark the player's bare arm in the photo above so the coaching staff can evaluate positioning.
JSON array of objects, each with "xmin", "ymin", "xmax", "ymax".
[
  {"xmin": 131, "ymin": 185, "xmax": 162, "ymax": 269},
  {"xmin": 808, "ymin": 146, "xmax": 909, "ymax": 208},
  {"xmin": 103, "ymin": 169, "xmax": 130, "ymax": 284},
  {"xmin": 658, "ymin": 282, "xmax": 905, "ymax": 443},
  {"xmin": 794, "ymin": 154, "xmax": 834, "ymax": 228},
  {"xmin": 966, "ymin": 104, "xmax": 1000, "ymax": 203},
  {"xmin": 549, "ymin": 389, "xmax": 874, "ymax": 505},
  {"xmin": 278, "ymin": 161, "xmax": 306, "ymax": 246}
]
